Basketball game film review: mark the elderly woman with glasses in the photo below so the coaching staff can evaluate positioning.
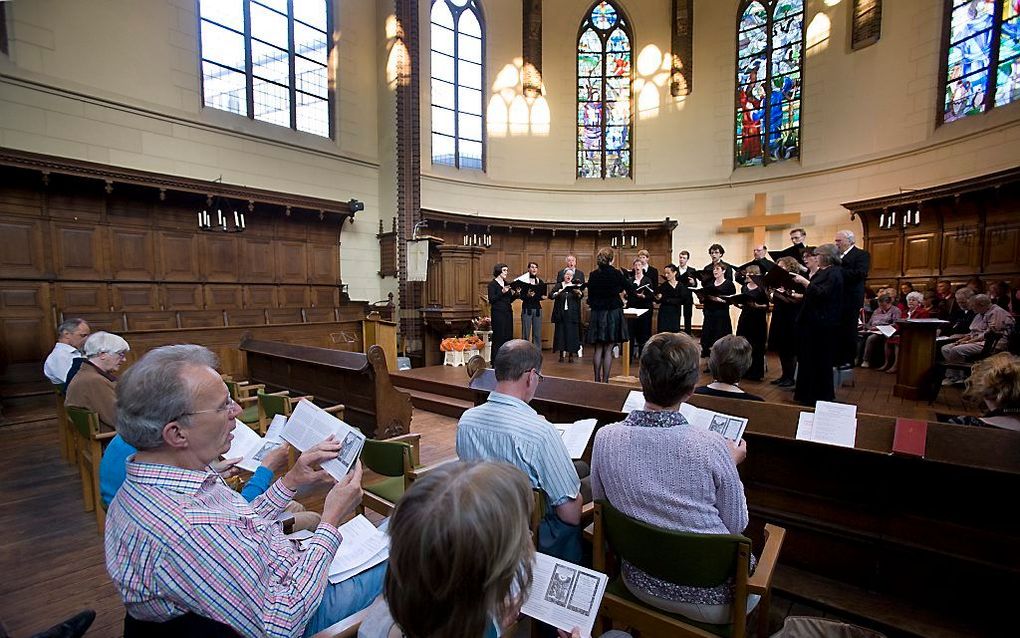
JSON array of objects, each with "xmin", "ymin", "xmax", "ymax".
[{"xmin": 64, "ymin": 331, "xmax": 131, "ymax": 431}]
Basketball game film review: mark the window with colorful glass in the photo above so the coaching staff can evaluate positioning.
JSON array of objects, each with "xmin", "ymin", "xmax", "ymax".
[
  {"xmin": 735, "ymin": 0, "xmax": 804, "ymax": 167},
  {"xmin": 199, "ymin": 0, "xmax": 331, "ymax": 138},
  {"xmin": 431, "ymin": 0, "xmax": 484, "ymax": 170},
  {"xmin": 941, "ymin": 0, "xmax": 1020, "ymax": 124},
  {"xmin": 577, "ymin": 1, "xmax": 632, "ymax": 179}
]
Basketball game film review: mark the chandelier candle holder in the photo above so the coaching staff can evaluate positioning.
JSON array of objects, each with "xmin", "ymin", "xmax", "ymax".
[{"xmin": 198, "ymin": 194, "xmax": 247, "ymax": 233}]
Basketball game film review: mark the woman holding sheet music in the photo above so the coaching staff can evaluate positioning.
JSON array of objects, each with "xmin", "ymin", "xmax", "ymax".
[
  {"xmin": 488, "ymin": 263, "xmax": 517, "ymax": 361},
  {"xmin": 655, "ymin": 264, "xmax": 685, "ymax": 334},
  {"xmin": 791, "ymin": 245, "xmax": 844, "ymax": 406},
  {"xmin": 734, "ymin": 265, "xmax": 770, "ymax": 381},
  {"xmin": 699, "ymin": 263, "xmax": 736, "ymax": 359},
  {"xmin": 626, "ymin": 258, "xmax": 655, "ymax": 358},
  {"xmin": 551, "ymin": 269, "xmax": 583, "ymax": 362},
  {"xmin": 767, "ymin": 256, "xmax": 805, "ymax": 387}
]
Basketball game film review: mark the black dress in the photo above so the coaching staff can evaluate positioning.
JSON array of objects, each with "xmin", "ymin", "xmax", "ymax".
[
  {"xmin": 794, "ymin": 267, "xmax": 844, "ymax": 405},
  {"xmin": 700, "ymin": 279, "xmax": 736, "ymax": 357},
  {"xmin": 767, "ymin": 283, "xmax": 804, "ymax": 381},
  {"xmin": 626, "ymin": 273, "xmax": 654, "ymax": 351},
  {"xmin": 655, "ymin": 281, "xmax": 685, "ymax": 333},
  {"xmin": 735, "ymin": 285, "xmax": 769, "ymax": 380},
  {"xmin": 488, "ymin": 278, "xmax": 516, "ymax": 360},
  {"xmin": 694, "ymin": 386, "xmax": 765, "ymax": 402},
  {"xmin": 585, "ymin": 263, "xmax": 629, "ymax": 344},
  {"xmin": 551, "ymin": 282, "xmax": 582, "ymax": 354},
  {"xmin": 675, "ymin": 266, "xmax": 698, "ymax": 334}
]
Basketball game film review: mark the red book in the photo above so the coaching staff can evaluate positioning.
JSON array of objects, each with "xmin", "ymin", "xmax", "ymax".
[{"xmin": 893, "ymin": 418, "xmax": 928, "ymax": 457}]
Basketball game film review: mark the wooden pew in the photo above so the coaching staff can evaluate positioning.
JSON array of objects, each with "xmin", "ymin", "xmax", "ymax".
[
  {"xmin": 240, "ymin": 338, "xmax": 413, "ymax": 439},
  {"xmin": 467, "ymin": 370, "xmax": 1020, "ymax": 636}
]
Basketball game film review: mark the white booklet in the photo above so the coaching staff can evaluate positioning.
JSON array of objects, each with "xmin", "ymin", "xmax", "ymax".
[
  {"xmin": 875, "ymin": 324, "xmax": 897, "ymax": 337},
  {"xmin": 622, "ymin": 307, "xmax": 649, "ymax": 317},
  {"xmin": 795, "ymin": 401, "xmax": 857, "ymax": 448},
  {"xmin": 679, "ymin": 402, "xmax": 749, "ymax": 442},
  {"xmin": 281, "ymin": 400, "xmax": 366, "ymax": 481},
  {"xmin": 325, "ymin": 515, "xmax": 390, "ymax": 584},
  {"xmin": 224, "ymin": 415, "xmax": 288, "ymax": 473},
  {"xmin": 521, "ymin": 552, "xmax": 608, "ymax": 638},
  {"xmin": 621, "ymin": 390, "xmax": 646, "ymax": 413},
  {"xmin": 553, "ymin": 418, "xmax": 598, "ymax": 459}
]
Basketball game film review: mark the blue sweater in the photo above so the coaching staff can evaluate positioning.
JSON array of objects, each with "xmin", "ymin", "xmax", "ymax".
[{"xmin": 99, "ymin": 433, "xmax": 275, "ymax": 507}]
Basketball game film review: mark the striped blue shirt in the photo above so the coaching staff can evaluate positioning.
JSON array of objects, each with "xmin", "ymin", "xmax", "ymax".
[{"xmin": 456, "ymin": 392, "xmax": 580, "ymax": 506}]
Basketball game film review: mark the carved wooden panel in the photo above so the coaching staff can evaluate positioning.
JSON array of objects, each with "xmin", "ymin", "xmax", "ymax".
[
  {"xmin": 107, "ymin": 195, "xmax": 153, "ymax": 228},
  {"xmin": 164, "ymin": 284, "xmax": 203, "ymax": 310},
  {"xmin": 241, "ymin": 238, "xmax": 276, "ymax": 283},
  {"xmin": 308, "ymin": 243, "xmax": 338, "ymax": 285},
  {"xmin": 984, "ymin": 224, "xmax": 1020, "ymax": 274},
  {"xmin": 867, "ymin": 236, "xmax": 901, "ymax": 277},
  {"xmin": 940, "ymin": 231, "xmax": 980, "ymax": 274},
  {"xmin": 276, "ymin": 241, "xmax": 308, "ymax": 283},
  {"xmin": 112, "ymin": 284, "xmax": 159, "ymax": 311},
  {"xmin": 125, "ymin": 311, "xmax": 178, "ymax": 331},
  {"xmin": 902, "ymin": 233, "xmax": 938, "ymax": 276},
  {"xmin": 304, "ymin": 307, "xmax": 336, "ymax": 322},
  {"xmin": 55, "ymin": 283, "xmax": 108, "ymax": 312},
  {"xmin": 245, "ymin": 285, "xmax": 278, "ymax": 309},
  {"xmin": 157, "ymin": 231, "xmax": 201, "ymax": 281},
  {"xmin": 226, "ymin": 309, "xmax": 267, "ymax": 326},
  {"xmin": 205, "ymin": 285, "xmax": 243, "ymax": 309},
  {"xmin": 110, "ymin": 227, "xmax": 156, "ymax": 279},
  {"xmin": 0, "ymin": 217, "xmax": 46, "ymax": 278},
  {"xmin": 310, "ymin": 286, "xmax": 339, "ymax": 308},
  {"xmin": 53, "ymin": 223, "xmax": 106, "ymax": 279},
  {"xmin": 278, "ymin": 285, "xmax": 310, "ymax": 308},
  {"xmin": 179, "ymin": 310, "xmax": 225, "ymax": 328},
  {"xmin": 71, "ymin": 311, "xmax": 126, "ymax": 333},
  {"xmin": 202, "ymin": 234, "xmax": 240, "ymax": 282},
  {"xmin": 47, "ymin": 190, "xmax": 103, "ymax": 223},
  {"xmin": 0, "ymin": 173, "xmax": 43, "ymax": 218},
  {"xmin": 268, "ymin": 307, "xmax": 304, "ymax": 323}
]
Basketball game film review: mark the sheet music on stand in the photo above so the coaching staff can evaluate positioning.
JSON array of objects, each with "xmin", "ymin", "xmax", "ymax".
[
  {"xmin": 520, "ymin": 553, "xmax": 608, "ymax": 638},
  {"xmin": 282, "ymin": 400, "xmax": 366, "ymax": 481}
]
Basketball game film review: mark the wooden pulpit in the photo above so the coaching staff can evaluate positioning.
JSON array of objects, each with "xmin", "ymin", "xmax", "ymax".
[
  {"xmin": 421, "ymin": 244, "xmax": 487, "ymax": 366},
  {"xmin": 893, "ymin": 319, "xmax": 948, "ymax": 400},
  {"xmin": 362, "ymin": 313, "xmax": 398, "ymax": 372}
]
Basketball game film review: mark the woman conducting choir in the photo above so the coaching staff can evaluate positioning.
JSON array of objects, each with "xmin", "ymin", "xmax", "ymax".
[
  {"xmin": 734, "ymin": 265, "xmax": 770, "ymax": 381},
  {"xmin": 655, "ymin": 264, "xmax": 685, "ymax": 334},
  {"xmin": 699, "ymin": 263, "xmax": 736, "ymax": 359},
  {"xmin": 790, "ymin": 245, "xmax": 844, "ymax": 406},
  {"xmin": 586, "ymin": 247, "xmax": 629, "ymax": 383},
  {"xmin": 627, "ymin": 258, "xmax": 655, "ymax": 359},
  {"xmin": 551, "ymin": 269, "xmax": 583, "ymax": 363},
  {"xmin": 488, "ymin": 263, "xmax": 516, "ymax": 361},
  {"xmin": 767, "ymin": 256, "xmax": 804, "ymax": 387}
]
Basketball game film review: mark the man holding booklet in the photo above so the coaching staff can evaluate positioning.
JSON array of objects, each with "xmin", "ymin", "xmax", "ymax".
[{"xmin": 104, "ymin": 345, "xmax": 384, "ymax": 638}]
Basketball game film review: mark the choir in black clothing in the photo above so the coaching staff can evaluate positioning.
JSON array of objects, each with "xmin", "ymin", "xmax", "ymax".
[
  {"xmin": 626, "ymin": 258, "xmax": 655, "ymax": 357},
  {"xmin": 587, "ymin": 248, "xmax": 629, "ymax": 383},
  {"xmin": 655, "ymin": 265, "xmax": 686, "ymax": 334},
  {"xmin": 674, "ymin": 251, "xmax": 698, "ymax": 335},
  {"xmin": 487, "ymin": 263, "xmax": 516, "ymax": 360},
  {"xmin": 734, "ymin": 266, "xmax": 769, "ymax": 381},
  {"xmin": 702, "ymin": 243, "xmax": 735, "ymax": 282},
  {"xmin": 767, "ymin": 257, "xmax": 805, "ymax": 387},
  {"xmin": 790, "ymin": 245, "xmax": 845, "ymax": 405},
  {"xmin": 551, "ymin": 270, "xmax": 583, "ymax": 362},
  {"xmin": 698, "ymin": 263, "xmax": 736, "ymax": 358}
]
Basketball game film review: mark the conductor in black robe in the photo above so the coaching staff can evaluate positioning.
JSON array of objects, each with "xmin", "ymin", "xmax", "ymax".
[
  {"xmin": 833, "ymin": 230, "xmax": 871, "ymax": 368},
  {"xmin": 790, "ymin": 245, "xmax": 844, "ymax": 405}
]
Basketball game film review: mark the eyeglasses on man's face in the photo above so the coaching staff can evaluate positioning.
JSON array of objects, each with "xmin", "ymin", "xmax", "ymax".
[{"xmin": 179, "ymin": 396, "xmax": 240, "ymax": 420}]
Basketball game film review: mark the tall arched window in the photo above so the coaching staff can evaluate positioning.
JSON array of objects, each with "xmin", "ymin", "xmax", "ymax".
[
  {"xmin": 577, "ymin": 1, "xmax": 633, "ymax": 179},
  {"xmin": 941, "ymin": 0, "xmax": 1020, "ymax": 124},
  {"xmin": 199, "ymin": 0, "xmax": 331, "ymax": 137},
  {"xmin": 430, "ymin": 0, "xmax": 484, "ymax": 170},
  {"xmin": 735, "ymin": 0, "xmax": 804, "ymax": 167}
]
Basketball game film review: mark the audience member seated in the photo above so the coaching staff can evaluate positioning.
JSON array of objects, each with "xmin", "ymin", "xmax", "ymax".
[
  {"xmin": 921, "ymin": 290, "xmax": 939, "ymax": 317},
  {"xmin": 64, "ymin": 331, "xmax": 129, "ymax": 431},
  {"xmin": 99, "ymin": 433, "xmax": 320, "ymax": 530},
  {"xmin": 944, "ymin": 287, "xmax": 976, "ymax": 336},
  {"xmin": 944, "ymin": 353, "xmax": 1020, "ymax": 432},
  {"xmin": 695, "ymin": 335, "xmax": 765, "ymax": 402},
  {"xmin": 989, "ymin": 280, "xmax": 1012, "ymax": 311},
  {"xmin": 591, "ymin": 332, "xmax": 755, "ymax": 624},
  {"xmin": 858, "ymin": 294, "xmax": 901, "ymax": 368},
  {"xmin": 105, "ymin": 345, "xmax": 384, "ymax": 637},
  {"xmin": 934, "ymin": 280, "xmax": 955, "ymax": 319},
  {"xmin": 44, "ymin": 318, "xmax": 90, "ymax": 385},
  {"xmin": 896, "ymin": 282, "xmax": 915, "ymax": 313},
  {"xmin": 457, "ymin": 339, "xmax": 588, "ymax": 563},
  {"xmin": 881, "ymin": 291, "xmax": 929, "ymax": 374},
  {"xmin": 966, "ymin": 276, "xmax": 986, "ymax": 294},
  {"xmin": 941, "ymin": 295, "xmax": 1016, "ymax": 385}
]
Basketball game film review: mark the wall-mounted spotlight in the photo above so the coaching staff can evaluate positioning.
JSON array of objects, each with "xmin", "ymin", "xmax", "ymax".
[{"xmin": 348, "ymin": 198, "xmax": 365, "ymax": 213}]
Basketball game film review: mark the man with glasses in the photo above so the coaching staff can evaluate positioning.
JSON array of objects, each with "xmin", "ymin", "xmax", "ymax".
[
  {"xmin": 105, "ymin": 344, "xmax": 383, "ymax": 636},
  {"xmin": 64, "ymin": 331, "xmax": 130, "ymax": 431},
  {"xmin": 456, "ymin": 339, "xmax": 588, "ymax": 562}
]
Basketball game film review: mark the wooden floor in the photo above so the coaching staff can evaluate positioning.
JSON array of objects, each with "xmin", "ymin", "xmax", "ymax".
[{"xmin": 0, "ymin": 353, "xmax": 973, "ymax": 637}]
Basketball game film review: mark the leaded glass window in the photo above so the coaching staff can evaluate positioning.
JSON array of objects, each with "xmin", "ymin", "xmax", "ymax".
[
  {"xmin": 431, "ymin": 0, "xmax": 484, "ymax": 170},
  {"xmin": 199, "ymin": 0, "xmax": 331, "ymax": 137},
  {"xmin": 577, "ymin": 1, "xmax": 632, "ymax": 179},
  {"xmin": 735, "ymin": 0, "xmax": 804, "ymax": 167},
  {"xmin": 941, "ymin": 0, "xmax": 1020, "ymax": 123}
]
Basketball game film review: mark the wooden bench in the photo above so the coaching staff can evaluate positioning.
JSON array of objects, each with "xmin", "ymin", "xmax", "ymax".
[{"xmin": 240, "ymin": 338, "xmax": 413, "ymax": 439}]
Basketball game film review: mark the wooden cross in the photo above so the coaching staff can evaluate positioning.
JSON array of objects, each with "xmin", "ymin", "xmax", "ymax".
[{"xmin": 721, "ymin": 193, "xmax": 801, "ymax": 247}]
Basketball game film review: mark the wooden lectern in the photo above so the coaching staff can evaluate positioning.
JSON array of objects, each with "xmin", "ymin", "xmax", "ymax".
[
  {"xmin": 421, "ymin": 244, "xmax": 487, "ymax": 366},
  {"xmin": 893, "ymin": 319, "xmax": 948, "ymax": 400},
  {"xmin": 362, "ymin": 313, "xmax": 398, "ymax": 372}
]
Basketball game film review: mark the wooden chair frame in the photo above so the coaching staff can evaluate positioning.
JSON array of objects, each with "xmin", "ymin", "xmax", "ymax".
[
  {"xmin": 55, "ymin": 387, "xmax": 76, "ymax": 465},
  {"xmin": 360, "ymin": 433, "xmax": 422, "ymax": 516},
  {"xmin": 592, "ymin": 502, "xmax": 785, "ymax": 638},
  {"xmin": 66, "ymin": 406, "xmax": 115, "ymax": 534}
]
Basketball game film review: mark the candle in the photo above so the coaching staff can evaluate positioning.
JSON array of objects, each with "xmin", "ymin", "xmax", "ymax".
[
  {"xmin": 240, "ymin": 213, "xmax": 245, "ymax": 229},
  {"xmin": 198, "ymin": 211, "xmax": 203, "ymax": 227},
  {"xmin": 234, "ymin": 210, "xmax": 239, "ymax": 227},
  {"xmin": 204, "ymin": 211, "xmax": 210, "ymax": 227},
  {"xmin": 217, "ymin": 209, "xmax": 223, "ymax": 226}
]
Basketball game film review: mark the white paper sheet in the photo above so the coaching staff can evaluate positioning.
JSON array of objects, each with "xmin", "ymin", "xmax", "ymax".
[
  {"xmin": 264, "ymin": 414, "xmax": 287, "ymax": 443},
  {"xmin": 810, "ymin": 401, "xmax": 858, "ymax": 448},
  {"xmin": 520, "ymin": 553, "xmax": 608, "ymax": 638},
  {"xmin": 225, "ymin": 419, "xmax": 285, "ymax": 473},
  {"xmin": 282, "ymin": 400, "xmax": 366, "ymax": 481},
  {"xmin": 622, "ymin": 308, "xmax": 648, "ymax": 317},
  {"xmin": 553, "ymin": 419, "xmax": 598, "ymax": 459},
  {"xmin": 875, "ymin": 325, "xmax": 896, "ymax": 337},
  {"xmin": 621, "ymin": 391, "xmax": 645, "ymax": 413},
  {"xmin": 795, "ymin": 412, "xmax": 814, "ymax": 441},
  {"xmin": 678, "ymin": 403, "xmax": 749, "ymax": 442},
  {"xmin": 325, "ymin": 515, "xmax": 390, "ymax": 583}
]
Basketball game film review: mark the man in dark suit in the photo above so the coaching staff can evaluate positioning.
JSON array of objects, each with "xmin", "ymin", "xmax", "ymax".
[
  {"xmin": 736, "ymin": 244, "xmax": 775, "ymax": 285},
  {"xmin": 834, "ymin": 229, "xmax": 871, "ymax": 368},
  {"xmin": 637, "ymin": 249, "xmax": 659, "ymax": 285},
  {"xmin": 556, "ymin": 254, "xmax": 586, "ymax": 285},
  {"xmin": 768, "ymin": 228, "xmax": 809, "ymax": 272}
]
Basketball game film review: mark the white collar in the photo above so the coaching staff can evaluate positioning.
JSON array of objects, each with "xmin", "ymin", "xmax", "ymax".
[{"xmin": 841, "ymin": 245, "xmax": 855, "ymax": 257}]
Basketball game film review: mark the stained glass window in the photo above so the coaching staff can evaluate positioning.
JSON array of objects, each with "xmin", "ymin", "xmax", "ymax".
[
  {"xmin": 735, "ymin": 0, "xmax": 804, "ymax": 167},
  {"xmin": 431, "ymin": 0, "xmax": 484, "ymax": 170},
  {"xmin": 199, "ymin": 0, "xmax": 331, "ymax": 137},
  {"xmin": 577, "ymin": 1, "xmax": 632, "ymax": 179},
  {"xmin": 941, "ymin": 0, "xmax": 1020, "ymax": 123}
]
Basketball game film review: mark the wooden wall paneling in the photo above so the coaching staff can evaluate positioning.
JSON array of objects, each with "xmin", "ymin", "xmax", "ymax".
[
  {"xmin": 501, "ymin": 233, "xmax": 527, "ymax": 277},
  {"xmin": 983, "ymin": 196, "xmax": 1020, "ymax": 275},
  {"xmin": 157, "ymin": 231, "xmax": 201, "ymax": 281},
  {"xmin": 308, "ymin": 243, "xmax": 338, "ymax": 285},
  {"xmin": 276, "ymin": 241, "xmax": 309, "ymax": 284},
  {"xmin": 204, "ymin": 284, "xmax": 244, "ymax": 309},
  {"xmin": 0, "ymin": 283, "xmax": 52, "ymax": 384},
  {"xmin": 867, "ymin": 234, "xmax": 902, "ymax": 277},
  {"xmin": 226, "ymin": 308, "xmax": 268, "ymax": 326},
  {"xmin": 70, "ymin": 311, "xmax": 126, "ymax": 333},
  {"xmin": 55, "ymin": 282, "xmax": 109, "ymax": 313},
  {"xmin": 0, "ymin": 217, "xmax": 47, "ymax": 278},
  {"xmin": 902, "ymin": 233, "xmax": 938, "ymax": 276},
  {"xmin": 241, "ymin": 237, "xmax": 276, "ymax": 283},
  {"xmin": 310, "ymin": 286, "xmax": 339, "ymax": 307},
  {"xmin": 125, "ymin": 311, "xmax": 179, "ymax": 331},
  {"xmin": 107, "ymin": 192, "xmax": 154, "ymax": 228},
  {"xmin": 179, "ymin": 309, "xmax": 226, "ymax": 328},
  {"xmin": 268, "ymin": 307, "xmax": 304, "ymax": 324},
  {"xmin": 244, "ymin": 285, "xmax": 278, "ymax": 309},
  {"xmin": 109, "ymin": 227, "xmax": 156, "ymax": 280},
  {"xmin": 278, "ymin": 285, "xmax": 310, "ymax": 308},
  {"xmin": 0, "ymin": 171, "xmax": 43, "ymax": 218},
  {"xmin": 163, "ymin": 284, "xmax": 203, "ymax": 310},
  {"xmin": 304, "ymin": 307, "xmax": 336, "ymax": 323},
  {"xmin": 111, "ymin": 284, "xmax": 159, "ymax": 311},
  {"xmin": 941, "ymin": 229, "xmax": 981, "ymax": 274},
  {"xmin": 52, "ymin": 223, "xmax": 107, "ymax": 280},
  {"xmin": 202, "ymin": 233, "xmax": 240, "ymax": 282},
  {"xmin": 46, "ymin": 189, "xmax": 103, "ymax": 223}
]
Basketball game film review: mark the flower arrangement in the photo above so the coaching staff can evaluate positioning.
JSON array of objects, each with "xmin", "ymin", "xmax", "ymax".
[
  {"xmin": 440, "ymin": 336, "xmax": 484, "ymax": 352},
  {"xmin": 472, "ymin": 316, "xmax": 492, "ymax": 331}
]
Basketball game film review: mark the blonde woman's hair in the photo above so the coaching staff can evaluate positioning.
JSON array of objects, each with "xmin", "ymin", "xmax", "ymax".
[
  {"xmin": 964, "ymin": 353, "xmax": 1020, "ymax": 410},
  {"xmin": 777, "ymin": 256, "xmax": 800, "ymax": 272},
  {"xmin": 596, "ymin": 247, "xmax": 615, "ymax": 266},
  {"xmin": 385, "ymin": 461, "xmax": 535, "ymax": 638}
]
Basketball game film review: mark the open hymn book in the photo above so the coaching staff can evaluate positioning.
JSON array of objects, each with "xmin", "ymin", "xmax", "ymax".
[
  {"xmin": 225, "ymin": 415, "xmax": 288, "ymax": 473},
  {"xmin": 553, "ymin": 419, "xmax": 597, "ymax": 459},
  {"xmin": 621, "ymin": 391, "xmax": 749, "ymax": 442},
  {"xmin": 281, "ymin": 400, "xmax": 366, "ymax": 481},
  {"xmin": 521, "ymin": 553, "xmax": 608, "ymax": 638}
]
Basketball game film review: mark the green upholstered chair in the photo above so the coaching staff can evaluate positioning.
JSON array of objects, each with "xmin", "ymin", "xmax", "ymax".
[
  {"xmin": 593, "ymin": 500, "xmax": 785, "ymax": 638},
  {"xmin": 223, "ymin": 378, "xmax": 263, "ymax": 429},
  {"xmin": 359, "ymin": 434, "xmax": 425, "ymax": 516},
  {"xmin": 66, "ymin": 406, "xmax": 115, "ymax": 534}
]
